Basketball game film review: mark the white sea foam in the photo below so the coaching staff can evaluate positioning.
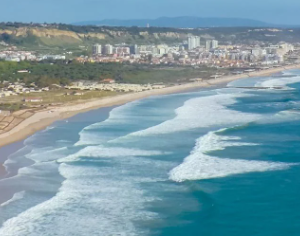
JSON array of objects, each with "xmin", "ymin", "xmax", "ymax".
[
  {"xmin": 0, "ymin": 163, "xmax": 158, "ymax": 236},
  {"xmin": 199, "ymin": 130, "xmax": 259, "ymax": 153},
  {"xmin": 227, "ymin": 76, "xmax": 265, "ymax": 87},
  {"xmin": 124, "ymin": 93, "xmax": 261, "ymax": 136},
  {"xmin": 169, "ymin": 130, "xmax": 294, "ymax": 182},
  {"xmin": 75, "ymin": 131, "xmax": 106, "ymax": 146},
  {"xmin": 16, "ymin": 162, "xmax": 60, "ymax": 178},
  {"xmin": 58, "ymin": 146, "xmax": 168, "ymax": 163},
  {"xmin": 257, "ymin": 109, "xmax": 300, "ymax": 125},
  {"xmin": 24, "ymin": 147, "xmax": 68, "ymax": 162},
  {"xmin": 0, "ymin": 191, "xmax": 25, "ymax": 208},
  {"xmin": 255, "ymin": 72, "xmax": 300, "ymax": 89},
  {"xmin": 43, "ymin": 126, "xmax": 55, "ymax": 132}
]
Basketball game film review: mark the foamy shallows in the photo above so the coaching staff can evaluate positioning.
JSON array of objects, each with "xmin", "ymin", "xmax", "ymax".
[
  {"xmin": 255, "ymin": 72, "xmax": 300, "ymax": 89},
  {"xmin": 169, "ymin": 130, "xmax": 295, "ymax": 182},
  {"xmin": 227, "ymin": 76, "xmax": 267, "ymax": 87},
  {"xmin": 74, "ymin": 91, "xmax": 203, "ymax": 146},
  {"xmin": 59, "ymin": 146, "xmax": 170, "ymax": 163},
  {"xmin": 0, "ymin": 162, "xmax": 160, "ymax": 236},
  {"xmin": 1, "ymin": 70, "xmax": 300, "ymax": 235},
  {"xmin": 127, "ymin": 92, "xmax": 262, "ymax": 136}
]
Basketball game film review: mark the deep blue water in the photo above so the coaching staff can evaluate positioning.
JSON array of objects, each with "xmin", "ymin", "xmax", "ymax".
[{"xmin": 0, "ymin": 70, "xmax": 300, "ymax": 236}]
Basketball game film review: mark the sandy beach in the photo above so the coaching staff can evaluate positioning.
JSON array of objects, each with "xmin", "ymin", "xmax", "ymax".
[
  {"xmin": 0, "ymin": 64, "xmax": 299, "ymax": 150},
  {"xmin": 0, "ymin": 64, "xmax": 299, "ymax": 204}
]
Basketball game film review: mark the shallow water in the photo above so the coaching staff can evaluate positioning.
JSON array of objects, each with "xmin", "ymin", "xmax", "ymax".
[{"xmin": 1, "ymin": 70, "xmax": 300, "ymax": 236}]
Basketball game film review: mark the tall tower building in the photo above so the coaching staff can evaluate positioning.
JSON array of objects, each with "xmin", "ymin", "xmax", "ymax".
[
  {"xmin": 188, "ymin": 36, "xmax": 195, "ymax": 50},
  {"xmin": 130, "ymin": 44, "xmax": 139, "ymax": 54},
  {"xmin": 211, "ymin": 40, "xmax": 219, "ymax": 49},
  {"xmin": 206, "ymin": 40, "xmax": 212, "ymax": 50},
  {"xmin": 104, "ymin": 44, "xmax": 114, "ymax": 55},
  {"xmin": 188, "ymin": 36, "xmax": 201, "ymax": 50},
  {"xmin": 92, "ymin": 44, "xmax": 102, "ymax": 55},
  {"xmin": 195, "ymin": 36, "xmax": 201, "ymax": 48}
]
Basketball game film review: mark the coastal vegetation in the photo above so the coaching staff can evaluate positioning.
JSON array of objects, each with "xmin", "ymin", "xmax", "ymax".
[
  {"xmin": 0, "ymin": 60, "xmax": 225, "ymax": 86},
  {"xmin": 0, "ymin": 60, "xmax": 226, "ymax": 111}
]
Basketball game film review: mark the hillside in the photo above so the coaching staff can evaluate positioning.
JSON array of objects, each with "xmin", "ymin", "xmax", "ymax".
[{"xmin": 1, "ymin": 23, "xmax": 300, "ymax": 51}]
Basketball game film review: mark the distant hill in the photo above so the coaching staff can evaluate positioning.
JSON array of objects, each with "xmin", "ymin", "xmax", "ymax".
[
  {"xmin": 74, "ymin": 16, "xmax": 271, "ymax": 28},
  {"xmin": 1, "ymin": 22, "xmax": 300, "ymax": 50}
]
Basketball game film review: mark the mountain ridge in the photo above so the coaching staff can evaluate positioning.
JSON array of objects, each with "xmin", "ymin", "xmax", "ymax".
[{"xmin": 73, "ymin": 16, "xmax": 273, "ymax": 28}]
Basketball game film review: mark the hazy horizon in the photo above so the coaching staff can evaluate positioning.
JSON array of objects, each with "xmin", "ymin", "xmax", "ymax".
[{"xmin": 1, "ymin": 0, "xmax": 299, "ymax": 25}]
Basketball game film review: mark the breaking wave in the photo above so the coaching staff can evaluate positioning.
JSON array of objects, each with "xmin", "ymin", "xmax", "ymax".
[
  {"xmin": 169, "ymin": 130, "xmax": 294, "ymax": 182},
  {"xmin": 0, "ymin": 163, "xmax": 158, "ymax": 236},
  {"xmin": 255, "ymin": 72, "xmax": 300, "ymax": 90},
  {"xmin": 122, "ymin": 93, "xmax": 262, "ymax": 136}
]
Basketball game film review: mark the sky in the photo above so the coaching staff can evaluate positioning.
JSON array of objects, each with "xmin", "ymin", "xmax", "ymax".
[{"xmin": 0, "ymin": 0, "xmax": 299, "ymax": 25}]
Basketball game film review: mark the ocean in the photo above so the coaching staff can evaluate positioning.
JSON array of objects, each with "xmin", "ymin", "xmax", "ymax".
[{"xmin": 1, "ymin": 70, "xmax": 300, "ymax": 236}]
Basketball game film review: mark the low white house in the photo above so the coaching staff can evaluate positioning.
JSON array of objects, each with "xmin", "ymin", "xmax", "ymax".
[
  {"xmin": 0, "ymin": 110, "xmax": 11, "ymax": 116},
  {"xmin": 24, "ymin": 97, "xmax": 43, "ymax": 103}
]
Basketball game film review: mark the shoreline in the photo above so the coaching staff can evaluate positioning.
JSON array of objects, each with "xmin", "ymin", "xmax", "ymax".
[{"xmin": 0, "ymin": 64, "xmax": 299, "ymax": 151}]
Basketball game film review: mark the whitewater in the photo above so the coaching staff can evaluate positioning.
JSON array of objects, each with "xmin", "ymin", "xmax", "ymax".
[{"xmin": 1, "ymin": 70, "xmax": 300, "ymax": 236}]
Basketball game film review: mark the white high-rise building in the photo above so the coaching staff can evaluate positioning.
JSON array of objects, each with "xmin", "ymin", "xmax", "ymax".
[
  {"xmin": 113, "ymin": 47, "xmax": 131, "ymax": 55},
  {"xmin": 195, "ymin": 36, "xmax": 201, "ymax": 48},
  {"xmin": 206, "ymin": 40, "xmax": 219, "ymax": 50},
  {"xmin": 188, "ymin": 37, "xmax": 195, "ymax": 50},
  {"xmin": 188, "ymin": 36, "xmax": 201, "ymax": 50},
  {"xmin": 211, "ymin": 40, "xmax": 219, "ymax": 49},
  {"xmin": 206, "ymin": 40, "xmax": 212, "ymax": 50},
  {"xmin": 92, "ymin": 44, "xmax": 102, "ymax": 55},
  {"xmin": 104, "ymin": 44, "xmax": 114, "ymax": 55}
]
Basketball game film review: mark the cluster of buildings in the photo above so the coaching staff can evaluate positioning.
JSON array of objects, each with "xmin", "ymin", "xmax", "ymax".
[
  {"xmin": 0, "ymin": 79, "xmax": 166, "ymax": 100},
  {"xmin": 87, "ymin": 36, "xmax": 296, "ymax": 67},
  {"xmin": 185, "ymin": 42, "xmax": 294, "ymax": 67},
  {"xmin": 93, "ymin": 44, "xmax": 135, "ymax": 56},
  {"xmin": 0, "ymin": 81, "xmax": 50, "ymax": 98},
  {"xmin": 187, "ymin": 36, "xmax": 219, "ymax": 50},
  {"xmin": 0, "ymin": 51, "xmax": 66, "ymax": 62},
  {"xmin": 66, "ymin": 80, "xmax": 165, "ymax": 92},
  {"xmin": 1, "ymin": 35, "xmax": 296, "ymax": 68}
]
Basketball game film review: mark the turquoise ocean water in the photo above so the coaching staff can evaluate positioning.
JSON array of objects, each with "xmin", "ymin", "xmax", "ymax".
[{"xmin": 0, "ymin": 70, "xmax": 300, "ymax": 235}]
